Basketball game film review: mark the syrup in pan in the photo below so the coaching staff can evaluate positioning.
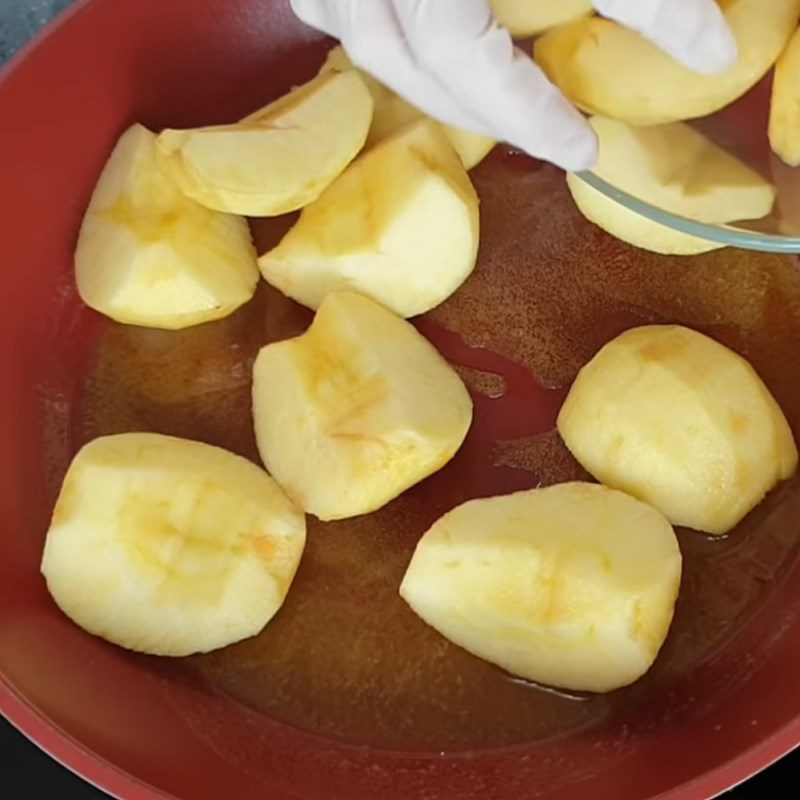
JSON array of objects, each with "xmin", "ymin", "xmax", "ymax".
[{"xmin": 74, "ymin": 149, "xmax": 800, "ymax": 749}]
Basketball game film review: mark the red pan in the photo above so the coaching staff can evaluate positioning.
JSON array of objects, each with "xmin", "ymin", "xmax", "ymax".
[{"xmin": 1, "ymin": 1, "xmax": 799, "ymax": 798}]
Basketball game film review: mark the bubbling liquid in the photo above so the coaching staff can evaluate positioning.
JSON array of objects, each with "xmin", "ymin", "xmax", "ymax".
[{"xmin": 72, "ymin": 149, "xmax": 800, "ymax": 750}]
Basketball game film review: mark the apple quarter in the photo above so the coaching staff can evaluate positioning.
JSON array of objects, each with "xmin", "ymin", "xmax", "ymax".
[
  {"xmin": 252, "ymin": 291, "xmax": 473, "ymax": 521},
  {"xmin": 258, "ymin": 120, "xmax": 480, "ymax": 319},
  {"xmin": 401, "ymin": 482, "xmax": 682, "ymax": 693}
]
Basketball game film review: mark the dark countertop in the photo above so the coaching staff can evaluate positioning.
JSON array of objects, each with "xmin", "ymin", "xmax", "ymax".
[
  {"xmin": 0, "ymin": 0, "xmax": 74, "ymax": 63},
  {"xmin": 0, "ymin": 2, "xmax": 796, "ymax": 798}
]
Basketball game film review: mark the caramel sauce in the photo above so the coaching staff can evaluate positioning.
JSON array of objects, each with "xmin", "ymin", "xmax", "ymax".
[{"xmin": 70, "ymin": 148, "xmax": 800, "ymax": 750}]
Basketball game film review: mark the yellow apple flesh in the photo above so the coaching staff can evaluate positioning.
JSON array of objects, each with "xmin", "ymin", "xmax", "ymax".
[
  {"xmin": 76, "ymin": 124, "xmax": 259, "ymax": 330},
  {"xmin": 770, "ymin": 26, "xmax": 800, "ymax": 167},
  {"xmin": 157, "ymin": 71, "xmax": 374, "ymax": 216},
  {"xmin": 566, "ymin": 116, "xmax": 776, "ymax": 254},
  {"xmin": 558, "ymin": 325, "xmax": 798, "ymax": 534},
  {"xmin": 536, "ymin": 0, "xmax": 800, "ymax": 125},
  {"xmin": 41, "ymin": 433, "xmax": 306, "ymax": 657},
  {"xmin": 252, "ymin": 291, "xmax": 473, "ymax": 521},
  {"xmin": 401, "ymin": 482, "xmax": 682, "ymax": 693},
  {"xmin": 259, "ymin": 121, "xmax": 480, "ymax": 319},
  {"xmin": 491, "ymin": 0, "xmax": 592, "ymax": 37}
]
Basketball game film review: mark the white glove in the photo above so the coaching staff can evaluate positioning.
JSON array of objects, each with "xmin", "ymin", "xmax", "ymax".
[{"xmin": 289, "ymin": 0, "xmax": 737, "ymax": 171}]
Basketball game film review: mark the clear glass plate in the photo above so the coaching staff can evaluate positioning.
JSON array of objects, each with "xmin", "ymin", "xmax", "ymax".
[{"xmin": 575, "ymin": 77, "xmax": 800, "ymax": 254}]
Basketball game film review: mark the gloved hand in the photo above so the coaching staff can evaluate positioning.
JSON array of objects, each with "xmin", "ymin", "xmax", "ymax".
[{"xmin": 289, "ymin": 0, "xmax": 737, "ymax": 171}]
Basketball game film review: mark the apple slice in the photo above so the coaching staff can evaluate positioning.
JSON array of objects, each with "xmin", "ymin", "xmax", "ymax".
[
  {"xmin": 770, "ymin": 27, "xmax": 800, "ymax": 166},
  {"xmin": 156, "ymin": 71, "xmax": 373, "ymax": 216},
  {"xmin": 536, "ymin": 0, "xmax": 800, "ymax": 125},
  {"xmin": 771, "ymin": 153, "xmax": 800, "ymax": 234},
  {"xmin": 558, "ymin": 326, "xmax": 798, "ymax": 535},
  {"xmin": 566, "ymin": 116, "xmax": 776, "ymax": 254},
  {"xmin": 252, "ymin": 291, "xmax": 473, "ymax": 521},
  {"xmin": 568, "ymin": 179, "xmax": 724, "ymax": 255},
  {"xmin": 76, "ymin": 124, "xmax": 259, "ymax": 330},
  {"xmin": 443, "ymin": 127, "xmax": 498, "ymax": 173},
  {"xmin": 320, "ymin": 45, "xmax": 496, "ymax": 170},
  {"xmin": 579, "ymin": 117, "xmax": 776, "ymax": 223},
  {"xmin": 41, "ymin": 433, "xmax": 306, "ymax": 657},
  {"xmin": 491, "ymin": 0, "xmax": 592, "ymax": 36},
  {"xmin": 400, "ymin": 482, "xmax": 682, "ymax": 693},
  {"xmin": 259, "ymin": 120, "xmax": 480, "ymax": 318}
]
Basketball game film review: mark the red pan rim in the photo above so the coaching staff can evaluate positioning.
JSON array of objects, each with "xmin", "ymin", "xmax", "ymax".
[{"xmin": 0, "ymin": 3, "xmax": 798, "ymax": 799}]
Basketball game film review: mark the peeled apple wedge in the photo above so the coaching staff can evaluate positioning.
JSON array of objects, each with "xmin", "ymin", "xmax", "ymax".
[
  {"xmin": 400, "ymin": 482, "xmax": 682, "ymax": 693},
  {"xmin": 583, "ymin": 117, "xmax": 776, "ymax": 223},
  {"xmin": 443, "ymin": 127, "xmax": 497, "ymax": 173},
  {"xmin": 252, "ymin": 291, "xmax": 473, "ymax": 521},
  {"xmin": 566, "ymin": 116, "xmax": 776, "ymax": 254},
  {"xmin": 320, "ymin": 45, "xmax": 396, "ymax": 128},
  {"xmin": 156, "ymin": 71, "xmax": 373, "ymax": 216},
  {"xmin": 770, "ymin": 26, "xmax": 800, "ymax": 166},
  {"xmin": 536, "ymin": 0, "xmax": 800, "ymax": 125},
  {"xmin": 772, "ymin": 153, "xmax": 800, "ymax": 234},
  {"xmin": 568, "ymin": 178, "xmax": 724, "ymax": 255},
  {"xmin": 320, "ymin": 46, "xmax": 495, "ymax": 170},
  {"xmin": 259, "ymin": 121, "xmax": 480, "ymax": 318},
  {"xmin": 558, "ymin": 326, "xmax": 798, "ymax": 535},
  {"xmin": 41, "ymin": 434, "xmax": 306, "ymax": 657},
  {"xmin": 491, "ymin": 0, "xmax": 592, "ymax": 36},
  {"xmin": 75, "ymin": 125, "xmax": 259, "ymax": 330}
]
